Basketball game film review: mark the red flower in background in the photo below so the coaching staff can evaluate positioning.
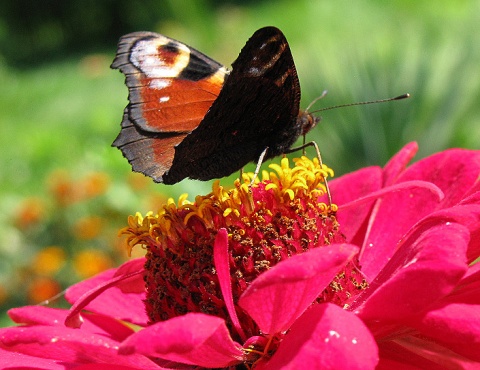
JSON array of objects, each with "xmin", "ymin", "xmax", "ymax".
[{"xmin": 1, "ymin": 143, "xmax": 479, "ymax": 369}]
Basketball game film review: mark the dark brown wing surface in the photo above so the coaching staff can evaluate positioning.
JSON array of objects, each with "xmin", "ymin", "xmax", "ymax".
[{"xmin": 162, "ymin": 26, "xmax": 302, "ymax": 184}]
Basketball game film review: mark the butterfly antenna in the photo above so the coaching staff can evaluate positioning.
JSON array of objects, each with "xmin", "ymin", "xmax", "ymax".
[
  {"xmin": 309, "ymin": 93, "xmax": 410, "ymax": 114},
  {"xmin": 297, "ymin": 92, "xmax": 409, "ymax": 208},
  {"xmin": 304, "ymin": 90, "xmax": 328, "ymax": 112}
]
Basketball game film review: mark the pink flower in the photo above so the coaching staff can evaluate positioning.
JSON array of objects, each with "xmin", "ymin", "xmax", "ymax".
[{"xmin": 1, "ymin": 143, "xmax": 479, "ymax": 369}]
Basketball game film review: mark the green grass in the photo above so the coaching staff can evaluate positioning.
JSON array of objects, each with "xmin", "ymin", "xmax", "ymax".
[{"xmin": 1, "ymin": 0, "xmax": 479, "ymax": 323}]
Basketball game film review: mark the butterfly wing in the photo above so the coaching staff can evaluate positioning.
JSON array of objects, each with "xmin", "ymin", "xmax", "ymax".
[
  {"xmin": 162, "ymin": 26, "xmax": 302, "ymax": 184},
  {"xmin": 112, "ymin": 31, "xmax": 228, "ymax": 182}
]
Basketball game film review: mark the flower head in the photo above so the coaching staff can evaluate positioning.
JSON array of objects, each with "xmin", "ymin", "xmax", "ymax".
[
  {"xmin": 1, "ymin": 144, "xmax": 480, "ymax": 369},
  {"xmin": 121, "ymin": 157, "xmax": 353, "ymax": 342}
]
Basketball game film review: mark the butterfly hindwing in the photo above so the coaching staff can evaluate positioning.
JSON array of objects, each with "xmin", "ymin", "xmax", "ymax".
[{"xmin": 112, "ymin": 109, "xmax": 188, "ymax": 182}]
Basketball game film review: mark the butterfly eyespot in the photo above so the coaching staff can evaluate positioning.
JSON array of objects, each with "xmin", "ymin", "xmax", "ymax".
[{"xmin": 157, "ymin": 42, "xmax": 185, "ymax": 66}]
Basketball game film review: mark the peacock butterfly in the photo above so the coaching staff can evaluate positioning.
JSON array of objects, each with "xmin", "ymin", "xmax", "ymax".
[{"xmin": 112, "ymin": 26, "xmax": 319, "ymax": 184}]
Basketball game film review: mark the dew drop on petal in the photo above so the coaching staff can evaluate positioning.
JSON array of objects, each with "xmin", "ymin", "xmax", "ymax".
[{"xmin": 328, "ymin": 330, "xmax": 340, "ymax": 339}]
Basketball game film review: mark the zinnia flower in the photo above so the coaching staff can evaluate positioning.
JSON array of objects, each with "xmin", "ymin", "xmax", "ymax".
[{"xmin": 1, "ymin": 142, "xmax": 480, "ymax": 369}]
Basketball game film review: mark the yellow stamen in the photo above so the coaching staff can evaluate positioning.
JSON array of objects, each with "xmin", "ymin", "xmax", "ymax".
[{"xmin": 119, "ymin": 157, "xmax": 336, "ymax": 254}]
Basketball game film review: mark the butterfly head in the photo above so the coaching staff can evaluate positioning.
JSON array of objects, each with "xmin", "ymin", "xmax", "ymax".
[
  {"xmin": 297, "ymin": 110, "xmax": 321, "ymax": 136},
  {"xmin": 296, "ymin": 90, "xmax": 328, "ymax": 136}
]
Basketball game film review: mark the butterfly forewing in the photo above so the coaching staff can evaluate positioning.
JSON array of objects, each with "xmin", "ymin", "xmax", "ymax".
[
  {"xmin": 162, "ymin": 27, "xmax": 302, "ymax": 184},
  {"xmin": 112, "ymin": 31, "xmax": 227, "ymax": 182}
]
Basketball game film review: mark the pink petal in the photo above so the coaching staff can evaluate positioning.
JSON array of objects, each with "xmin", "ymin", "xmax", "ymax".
[
  {"xmin": 335, "ymin": 178, "xmax": 444, "ymax": 280},
  {"xmin": 454, "ymin": 188, "xmax": 480, "ymax": 211},
  {"xmin": 114, "ymin": 258, "xmax": 148, "ymax": 293},
  {"xmin": 377, "ymin": 356, "xmax": 423, "ymax": 370},
  {"xmin": 359, "ymin": 182, "xmax": 445, "ymax": 280},
  {"xmin": 0, "ymin": 347, "xmax": 67, "ymax": 369},
  {"xmin": 461, "ymin": 197, "xmax": 480, "ymax": 262},
  {"xmin": 8, "ymin": 306, "xmax": 133, "ymax": 341},
  {"xmin": 382, "ymin": 142, "xmax": 418, "ymax": 186},
  {"xmin": 459, "ymin": 195, "xmax": 480, "ymax": 261},
  {"xmin": 425, "ymin": 204, "xmax": 480, "ymax": 264},
  {"xmin": 119, "ymin": 313, "xmax": 243, "ymax": 368},
  {"xmin": 461, "ymin": 182, "xmax": 480, "ymax": 203},
  {"xmin": 340, "ymin": 180, "xmax": 443, "ymax": 213},
  {"xmin": 213, "ymin": 228, "xmax": 247, "ymax": 342},
  {"xmin": 378, "ymin": 336, "xmax": 479, "ymax": 369},
  {"xmin": 354, "ymin": 220, "xmax": 469, "ymax": 325},
  {"xmin": 398, "ymin": 149, "xmax": 480, "ymax": 208},
  {"xmin": 330, "ymin": 143, "xmax": 417, "ymax": 245},
  {"xmin": 452, "ymin": 262, "xmax": 480, "ymax": 303},
  {"xmin": 411, "ymin": 302, "xmax": 480, "ymax": 361},
  {"xmin": 239, "ymin": 244, "xmax": 358, "ymax": 334},
  {"xmin": 8, "ymin": 306, "xmax": 72, "ymax": 327},
  {"xmin": 361, "ymin": 149, "xmax": 480, "ymax": 280},
  {"xmin": 330, "ymin": 166, "xmax": 382, "ymax": 243},
  {"xmin": 0, "ymin": 325, "xmax": 159, "ymax": 369},
  {"xmin": 65, "ymin": 258, "xmax": 148, "ymax": 327},
  {"xmin": 73, "ymin": 365, "xmax": 163, "ymax": 370},
  {"xmin": 261, "ymin": 304, "xmax": 378, "ymax": 370}
]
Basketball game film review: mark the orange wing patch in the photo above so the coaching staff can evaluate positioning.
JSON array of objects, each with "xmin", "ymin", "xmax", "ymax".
[
  {"xmin": 113, "ymin": 32, "xmax": 227, "ymax": 134},
  {"xmin": 135, "ymin": 72, "xmax": 225, "ymax": 132}
]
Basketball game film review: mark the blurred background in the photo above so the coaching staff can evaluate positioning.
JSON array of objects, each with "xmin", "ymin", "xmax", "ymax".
[{"xmin": 1, "ymin": 0, "xmax": 479, "ymax": 324}]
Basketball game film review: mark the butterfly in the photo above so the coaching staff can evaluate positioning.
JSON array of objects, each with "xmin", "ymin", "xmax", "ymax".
[{"xmin": 112, "ymin": 26, "xmax": 319, "ymax": 184}]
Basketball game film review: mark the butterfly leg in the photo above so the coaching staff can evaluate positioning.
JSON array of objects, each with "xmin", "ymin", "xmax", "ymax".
[
  {"xmin": 284, "ymin": 141, "xmax": 332, "ymax": 206},
  {"xmin": 250, "ymin": 147, "xmax": 269, "ymax": 187},
  {"xmin": 243, "ymin": 147, "xmax": 269, "ymax": 213}
]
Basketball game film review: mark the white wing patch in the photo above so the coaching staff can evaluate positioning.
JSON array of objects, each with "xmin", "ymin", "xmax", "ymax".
[{"xmin": 130, "ymin": 36, "xmax": 191, "ymax": 90}]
